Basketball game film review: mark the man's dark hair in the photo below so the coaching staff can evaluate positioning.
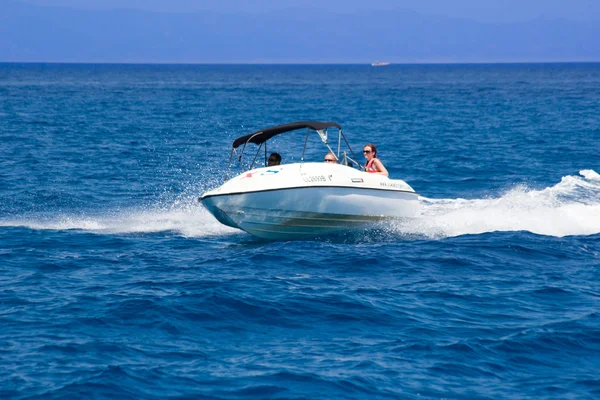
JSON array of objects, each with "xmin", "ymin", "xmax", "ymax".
[{"xmin": 269, "ymin": 152, "xmax": 281, "ymax": 163}]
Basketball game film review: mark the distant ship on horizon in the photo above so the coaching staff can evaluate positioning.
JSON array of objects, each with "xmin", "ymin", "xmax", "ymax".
[{"xmin": 371, "ymin": 61, "xmax": 391, "ymax": 67}]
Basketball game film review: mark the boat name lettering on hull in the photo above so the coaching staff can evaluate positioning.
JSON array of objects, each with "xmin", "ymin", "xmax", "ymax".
[
  {"xmin": 302, "ymin": 175, "xmax": 327, "ymax": 183},
  {"xmin": 380, "ymin": 182, "xmax": 405, "ymax": 189}
]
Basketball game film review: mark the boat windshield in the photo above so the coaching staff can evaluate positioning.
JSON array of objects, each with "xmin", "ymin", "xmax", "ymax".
[{"xmin": 224, "ymin": 121, "xmax": 361, "ymax": 178}]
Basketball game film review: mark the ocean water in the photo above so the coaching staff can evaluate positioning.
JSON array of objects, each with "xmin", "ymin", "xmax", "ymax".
[{"xmin": 1, "ymin": 63, "xmax": 599, "ymax": 399}]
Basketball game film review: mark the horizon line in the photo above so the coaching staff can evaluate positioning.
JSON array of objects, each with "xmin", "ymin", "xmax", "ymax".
[{"xmin": 2, "ymin": 60, "xmax": 600, "ymax": 66}]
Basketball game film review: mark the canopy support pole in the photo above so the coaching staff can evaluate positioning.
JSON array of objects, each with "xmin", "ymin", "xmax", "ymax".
[
  {"xmin": 300, "ymin": 127, "xmax": 310, "ymax": 164},
  {"xmin": 224, "ymin": 148, "xmax": 235, "ymax": 183}
]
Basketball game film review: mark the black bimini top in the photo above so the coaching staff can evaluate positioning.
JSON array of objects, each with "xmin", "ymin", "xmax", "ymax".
[{"xmin": 232, "ymin": 121, "xmax": 342, "ymax": 149}]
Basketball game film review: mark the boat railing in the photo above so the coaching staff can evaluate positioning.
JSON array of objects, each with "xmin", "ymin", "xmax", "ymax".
[{"xmin": 223, "ymin": 124, "xmax": 361, "ymax": 181}]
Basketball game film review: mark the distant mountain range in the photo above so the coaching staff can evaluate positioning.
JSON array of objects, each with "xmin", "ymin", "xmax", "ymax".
[{"xmin": 2, "ymin": 0, "xmax": 599, "ymax": 63}]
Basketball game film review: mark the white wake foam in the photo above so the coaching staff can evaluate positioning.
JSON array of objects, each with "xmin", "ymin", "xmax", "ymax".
[
  {"xmin": 1, "ymin": 170, "xmax": 599, "ymax": 240},
  {"xmin": 580, "ymin": 169, "xmax": 600, "ymax": 181},
  {"xmin": 0, "ymin": 204, "xmax": 238, "ymax": 238},
  {"xmin": 393, "ymin": 170, "xmax": 600, "ymax": 239}
]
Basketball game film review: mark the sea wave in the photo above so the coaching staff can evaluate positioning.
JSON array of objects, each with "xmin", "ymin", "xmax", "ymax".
[
  {"xmin": 393, "ymin": 169, "xmax": 600, "ymax": 239},
  {"xmin": 1, "ymin": 170, "xmax": 599, "ymax": 240},
  {"xmin": 0, "ymin": 206, "xmax": 237, "ymax": 238}
]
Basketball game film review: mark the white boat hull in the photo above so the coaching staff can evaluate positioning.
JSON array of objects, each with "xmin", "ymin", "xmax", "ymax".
[
  {"xmin": 202, "ymin": 186, "xmax": 419, "ymax": 239},
  {"xmin": 200, "ymin": 163, "xmax": 420, "ymax": 240}
]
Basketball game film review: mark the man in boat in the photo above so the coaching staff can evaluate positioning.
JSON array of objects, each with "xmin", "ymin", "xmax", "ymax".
[
  {"xmin": 324, "ymin": 152, "xmax": 337, "ymax": 163},
  {"xmin": 267, "ymin": 152, "xmax": 281, "ymax": 166}
]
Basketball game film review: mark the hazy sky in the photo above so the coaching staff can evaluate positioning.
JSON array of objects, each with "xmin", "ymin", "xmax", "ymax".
[
  {"xmin": 22, "ymin": 0, "xmax": 600, "ymax": 22},
  {"xmin": 5, "ymin": 0, "xmax": 599, "ymax": 63}
]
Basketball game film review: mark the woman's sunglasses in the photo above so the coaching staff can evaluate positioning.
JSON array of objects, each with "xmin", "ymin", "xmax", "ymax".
[{"xmin": 363, "ymin": 150, "xmax": 372, "ymax": 154}]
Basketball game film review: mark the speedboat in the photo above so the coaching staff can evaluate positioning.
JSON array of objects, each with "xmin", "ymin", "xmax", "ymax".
[{"xmin": 199, "ymin": 121, "xmax": 420, "ymax": 240}]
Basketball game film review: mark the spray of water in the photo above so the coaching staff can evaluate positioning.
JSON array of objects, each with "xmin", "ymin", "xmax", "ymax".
[
  {"xmin": 1, "ymin": 170, "xmax": 598, "ymax": 239},
  {"xmin": 0, "ymin": 172, "xmax": 239, "ymax": 238},
  {"xmin": 392, "ymin": 169, "xmax": 600, "ymax": 239},
  {"xmin": 0, "ymin": 205, "xmax": 237, "ymax": 238}
]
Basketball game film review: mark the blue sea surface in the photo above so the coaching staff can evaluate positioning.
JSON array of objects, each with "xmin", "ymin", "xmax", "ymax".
[{"xmin": 1, "ymin": 63, "xmax": 599, "ymax": 399}]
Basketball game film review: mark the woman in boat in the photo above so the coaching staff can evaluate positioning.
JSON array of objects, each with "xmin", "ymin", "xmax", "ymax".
[{"xmin": 363, "ymin": 144, "xmax": 388, "ymax": 176}]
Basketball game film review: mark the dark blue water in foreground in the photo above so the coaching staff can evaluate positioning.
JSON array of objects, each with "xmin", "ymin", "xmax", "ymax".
[{"xmin": 1, "ymin": 63, "xmax": 599, "ymax": 399}]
